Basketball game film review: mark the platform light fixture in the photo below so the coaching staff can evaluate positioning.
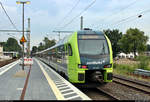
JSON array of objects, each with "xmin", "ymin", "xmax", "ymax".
[{"xmin": 16, "ymin": 1, "xmax": 30, "ymax": 4}]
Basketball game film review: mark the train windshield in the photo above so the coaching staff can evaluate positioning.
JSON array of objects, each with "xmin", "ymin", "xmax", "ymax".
[{"xmin": 78, "ymin": 35, "xmax": 109, "ymax": 56}]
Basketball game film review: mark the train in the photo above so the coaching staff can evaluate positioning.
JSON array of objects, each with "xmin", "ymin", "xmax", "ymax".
[
  {"xmin": 36, "ymin": 28, "xmax": 113, "ymax": 86},
  {"xmin": 12, "ymin": 52, "xmax": 18, "ymax": 59}
]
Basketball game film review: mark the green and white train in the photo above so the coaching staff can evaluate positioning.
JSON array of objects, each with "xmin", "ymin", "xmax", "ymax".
[{"xmin": 36, "ymin": 29, "xmax": 113, "ymax": 85}]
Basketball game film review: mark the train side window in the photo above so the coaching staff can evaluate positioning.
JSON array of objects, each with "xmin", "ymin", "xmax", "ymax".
[
  {"xmin": 65, "ymin": 45, "xmax": 68, "ymax": 55},
  {"xmin": 68, "ymin": 44, "xmax": 72, "ymax": 56}
]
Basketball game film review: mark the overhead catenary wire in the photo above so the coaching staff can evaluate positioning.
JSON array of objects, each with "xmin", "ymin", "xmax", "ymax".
[
  {"xmin": 54, "ymin": 0, "xmax": 81, "ymax": 29},
  {"xmin": 106, "ymin": 0, "xmax": 138, "ymax": 21},
  {"xmin": 7, "ymin": 33, "xmax": 19, "ymax": 40},
  {"xmin": 59, "ymin": 0, "xmax": 96, "ymax": 30},
  {"xmin": 94, "ymin": 9, "xmax": 150, "ymax": 30},
  {"xmin": 90, "ymin": 0, "xmax": 138, "ymax": 28},
  {"xmin": 0, "ymin": 1, "xmax": 18, "ymax": 31},
  {"xmin": 108, "ymin": 8, "xmax": 150, "ymax": 27}
]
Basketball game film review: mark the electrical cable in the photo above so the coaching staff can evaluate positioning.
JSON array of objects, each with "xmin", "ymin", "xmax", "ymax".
[
  {"xmin": 7, "ymin": 33, "xmax": 19, "ymax": 40},
  {"xmin": 59, "ymin": 0, "xmax": 96, "ymax": 30},
  {"xmin": 90, "ymin": 0, "xmax": 138, "ymax": 28},
  {"xmin": 106, "ymin": 0, "xmax": 138, "ymax": 21},
  {"xmin": 94, "ymin": 8, "xmax": 150, "ymax": 29},
  {"xmin": 54, "ymin": 0, "xmax": 81, "ymax": 29},
  {"xmin": 0, "ymin": 1, "xmax": 18, "ymax": 31},
  {"xmin": 109, "ymin": 8, "xmax": 150, "ymax": 27}
]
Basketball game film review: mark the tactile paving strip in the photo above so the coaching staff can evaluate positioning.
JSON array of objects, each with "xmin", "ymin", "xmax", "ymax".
[{"xmin": 54, "ymin": 81, "xmax": 83, "ymax": 100}]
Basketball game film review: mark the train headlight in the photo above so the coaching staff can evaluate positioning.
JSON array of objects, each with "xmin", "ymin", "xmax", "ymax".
[
  {"xmin": 104, "ymin": 64, "xmax": 112, "ymax": 68},
  {"xmin": 78, "ymin": 64, "xmax": 88, "ymax": 69}
]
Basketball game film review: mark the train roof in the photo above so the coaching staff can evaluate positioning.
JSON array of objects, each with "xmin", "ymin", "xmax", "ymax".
[
  {"xmin": 77, "ymin": 30, "xmax": 104, "ymax": 35},
  {"xmin": 36, "ymin": 30, "xmax": 104, "ymax": 54},
  {"xmin": 36, "ymin": 34, "xmax": 72, "ymax": 54}
]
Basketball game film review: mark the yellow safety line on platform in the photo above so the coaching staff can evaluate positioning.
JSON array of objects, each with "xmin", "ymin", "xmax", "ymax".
[{"xmin": 35, "ymin": 59, "xmax": 65, "ymax": 100}]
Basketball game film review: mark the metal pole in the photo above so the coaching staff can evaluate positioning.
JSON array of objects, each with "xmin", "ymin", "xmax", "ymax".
[
  {"xmin": 81, "ymin": 16, "xmax": 83, "ymax": 30},
  {"xmin": 22, "ymin": 3, "xmax": 24, "ymax": 70},
  {"xmin": 0, "ymin": 30, "xmax": 29, "ymax": 32},
  {"xmin": 27, "ymin": 18, "xmax": 30, "ymax": 57},
  {"xmin": 58, "ymin": 32, "xmax": 60, "ymax": 41},
  {"xmin": 29, "ymin": 18, "xmax": 30, "ymax": 57}
]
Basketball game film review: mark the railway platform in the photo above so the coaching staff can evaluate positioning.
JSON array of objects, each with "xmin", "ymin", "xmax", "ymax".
[{"xmin": 0, "ymin": 58, "xmax": 91, "ymax": 100}]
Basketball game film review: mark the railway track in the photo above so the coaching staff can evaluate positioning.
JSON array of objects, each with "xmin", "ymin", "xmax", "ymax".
[
  {"xmin": 0, "ymin": 59, "xmax": 18, "ymax": 67},
  {"xmin": 96, "ymin": 87, "xmax": 120, "ymax": 100},
  {"xmin": 80, "ymin": 87, "xmax": 120, "ymax": 100},
  {"xmin": 81, "ymin": 74, "xmax": 150, "ymax": 100},
  {"xmin": 113, "ymin": 74, "xmax": 150, "ymax": 95}
]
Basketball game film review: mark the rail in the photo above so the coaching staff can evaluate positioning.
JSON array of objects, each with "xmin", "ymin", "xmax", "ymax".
[{"xmin": 113, "ymin": 74, "xmax": 150, "ymax": 94}]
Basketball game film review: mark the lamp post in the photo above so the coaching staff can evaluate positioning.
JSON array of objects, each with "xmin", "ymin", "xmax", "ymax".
[{"xmin": 16, "ymin": 1, "xmax": 30, "ymax": 70}]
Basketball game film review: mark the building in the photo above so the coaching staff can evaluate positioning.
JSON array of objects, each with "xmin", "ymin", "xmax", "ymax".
[
  {"xmin": 0, "ymin": 45, "xmax": 3, "ymax": 56},
  {"xmin": 3, "ymin": 51, "xmax": 18, "ymax": 58},
  {"xmin": 116, "ymin": 52, "xmax": 138, "ymax": 59},
  {"xmin": 144, "ymin": 51, "xmax": 150, "ymax": 56}
]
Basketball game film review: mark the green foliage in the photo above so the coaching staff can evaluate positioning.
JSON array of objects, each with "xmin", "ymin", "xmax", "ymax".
[
  {"xmin": 119, "ymin": 28, "xmax": 148, "ymax": 57},
  {"xmin": 116, "ymin": 64, "xmax": 136, "ymax": 72},
  {"xmin": 2, "ymin": 38, "xmax": 21, "ymax": 52},
  {"xmin": 31, "ymin": 46, "xmax": 38, "ymax": 53},
  {"xmin": 147, "ymin": 44, "xmax": 150, "ymax": 51},
  {"xmin": 103, "ymin": 29, "xmax": 122, "ymax": 58},
  {"xmin": 43, "ymin": 37, "xmax": 56, "ymax": 49},
  {"xmin": 113, "ymin": 63, "xmax": 137, "ymax": 75},
  {"xmin": 36, "ymin": 37, "xmax": 56, "ymax": 52},
  {"xmin": 38, "ymin": 42, "xmax": 45, "ymax": 51},
  {"xmin": 114, "ymin": 55, "xmax": 150, "ymax": 76},
  {"xmin": 0, "ymin": 42, "xmax": 5, "ymax": 46},
  {"xmin": 113, "ymin": 63, "xmax": 117, "ymax": 69},
  {"xmin": 136, "ymin": 55, "xmax": 150, "ymax": 70}
]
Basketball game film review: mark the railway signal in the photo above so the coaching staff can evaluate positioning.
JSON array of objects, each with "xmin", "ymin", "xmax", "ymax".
[{"xmin": 20, "ymin": 35, "xmax": 27, "ymax": 43}]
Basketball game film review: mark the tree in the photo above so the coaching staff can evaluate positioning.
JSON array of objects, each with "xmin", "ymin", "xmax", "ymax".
[
  {"xmin": 38, "ymin": 42, "xmax": 45, "ymax": 51},
  {"xmin": 119, "ymin": 28, "xmax": 148, "ymax": 57},
  {"xmin": 43, "ymin": 37, "xmax": 50, "ymax": 49},
  {"xmin": 3, "ymin": 37, "xmax": 21, "ymax": 52},
  {"xmin": 37, "ymin": 37, "xmax": 56, "ymax": 51},
  {"xmin": 103, "ymin": 29, "xmax": 123, "ymax": 58},
  {"xmin": 43, "ymin": 37, "xmax": 56, "ymax": 49},
  {"xmin": 31, "ymin": 46, "xmax": 38, "ymax": 53},
  {"xmin": 147, "ymin": 44, "xmax": 150, "ymax": 51},
  {"xmin": 0, "ymin": 42, "xmax": 5, "ymax": 46}
]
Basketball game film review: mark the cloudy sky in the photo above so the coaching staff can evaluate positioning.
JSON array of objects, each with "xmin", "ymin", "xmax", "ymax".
[{"xmin": 0, "ymin": 0, "xmax": 150, "ymax": 49}]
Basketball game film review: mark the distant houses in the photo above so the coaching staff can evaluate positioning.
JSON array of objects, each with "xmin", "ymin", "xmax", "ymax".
[
  {"xmin": 144, "ymin": 51, "xmax": 150, "ymax": 56},
  {"xmin": 0, "ymin": 44, "xmax": 17, "ymax": 60},
  {"xmin": 116, "ymin": 52, "xmax": 150, "ymax": 59},
  {"xmin": 116, "ymin": 52, "xmax": 138, "ymax": 59}
]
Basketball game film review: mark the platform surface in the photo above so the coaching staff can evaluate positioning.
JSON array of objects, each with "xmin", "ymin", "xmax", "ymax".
[{"xmin": 0, "ymin": 58, "xmax": 91, "ymax": 100}]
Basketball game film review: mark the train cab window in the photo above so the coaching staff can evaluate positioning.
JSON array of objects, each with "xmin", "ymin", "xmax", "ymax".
[{"xmin": 68, "ymin": 44, "xmax": 72, "ymax": 56}]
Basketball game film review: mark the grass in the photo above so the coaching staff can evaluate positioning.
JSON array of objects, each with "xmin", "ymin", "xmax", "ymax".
[
  {"xmin": 113, "ymin": 56, "xmax": 150, "ymax": 82},
  {"xmin": 113, "ymin": 63, "xmax": 137, "ymax": 75},
  {"xmin": 135, "ymin": 55, "xmax": 150, "ymax": 70}
]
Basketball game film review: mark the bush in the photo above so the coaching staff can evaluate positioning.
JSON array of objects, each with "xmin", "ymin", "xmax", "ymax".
[
  {"xmin": 114, "ymin": 63, "xmax": 137, "ymax": 74},
  {"xmin": 136, "ymin": 55, "xmax": 150, "ymax": 70},
  {"xmin": 113, "ymin": 63, "xmax": 117, "ymax": 69}
]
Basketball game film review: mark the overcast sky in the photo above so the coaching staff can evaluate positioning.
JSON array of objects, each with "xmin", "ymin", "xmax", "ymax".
[{"xmin": 0, "ymin": 0, "xmax": 150, "ymax": 49}]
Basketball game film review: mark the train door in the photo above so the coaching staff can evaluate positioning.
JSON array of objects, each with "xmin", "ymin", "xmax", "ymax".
[{"xmin": 67, "ymin": 43, "xmax": 75, "ymax": 82}]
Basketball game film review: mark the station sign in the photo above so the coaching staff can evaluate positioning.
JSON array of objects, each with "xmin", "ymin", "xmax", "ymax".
[{"xmin": 24, "ymin": 58, "xmax": 33, "ymax": 66}]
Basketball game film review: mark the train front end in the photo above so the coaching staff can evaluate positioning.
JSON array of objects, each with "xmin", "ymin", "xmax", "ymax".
[{"xmin": 77, "ymin": 30, "xmax": 113, "ymax": 84}]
